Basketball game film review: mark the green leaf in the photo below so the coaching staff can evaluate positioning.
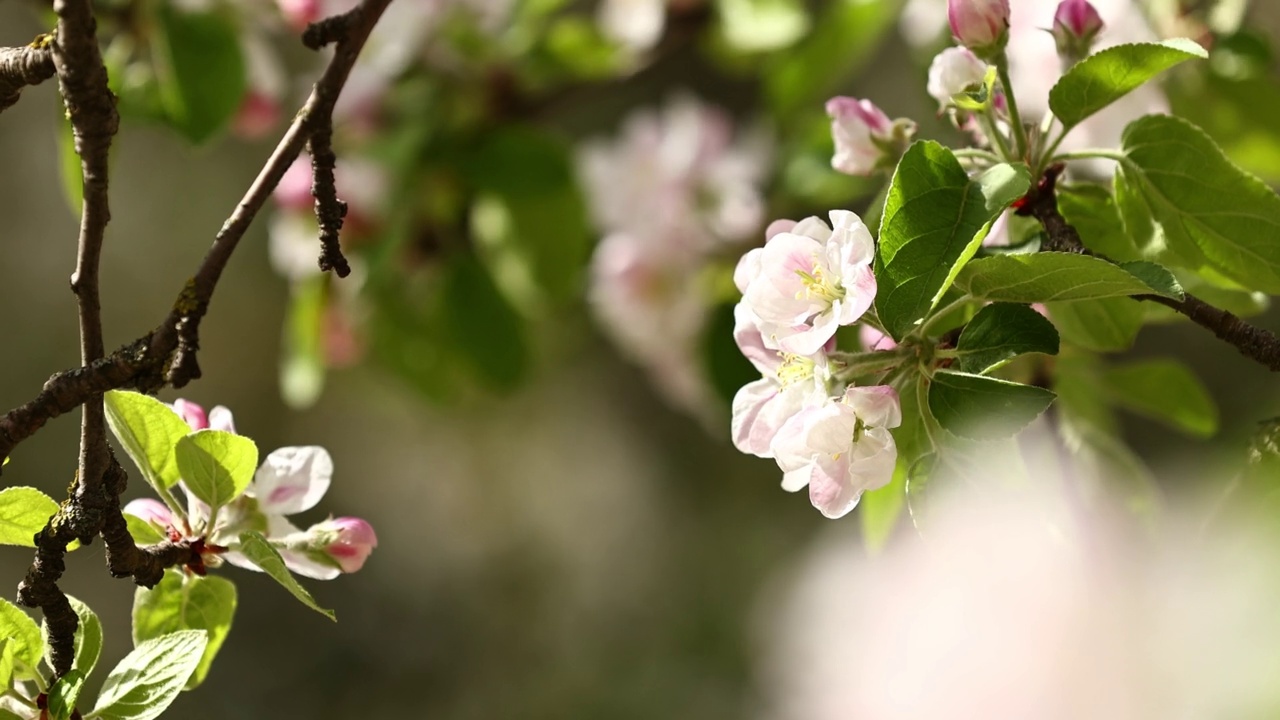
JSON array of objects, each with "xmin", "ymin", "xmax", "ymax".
[
  {"xmin": 860, "ymin": 460, "xmax": 905, "ymax": 553},
  {"xmin": 0, "ymin": 707, "xmax": 21, "ymax": 720},
  {"xmin": 1101, "ymin": 359, "xmax": 1218, "ymax": 437},
  {"xmin": 151, "ymin": 4, "xmax": 246, "ymax": 144},
  {"xmin": 236, "ymin": 532, "xmax": 336, "ymax": 620},
  {"xmin": 174, "ymin": 430, "xmax": 259, "ymax": 515},
  {"xmin": 955, "ymin": 253, "xmax": 1181, "ymax": 302},
  {"xmin": 48, "ymin": 668, "xmax": 86, "ymax": 720},
  {"xmin": 126, "ymin": 513, "xmax": 167, "ymax": 546},
  {"xmin": 133, "ymin": 570, "xmax": 236, "ymax": 690},
  {"xmin": 91, "ymin": 630, "xmax": 208, "ymax": 720},
  {"xmin": 1048, "ymin": 39, "xmax": 1207, "ymax": 129},
  {"xmin": 927, "ymin": 371, "xmax": 1056, "ymax": 441},
  {"xmin": 0, "ymin": 487, "xmax": 59, "ymax": 547},
  {"xmin": 1119, "ymin": 114, "xmax": 1280, "ymax": 294},
  {"xmin": 717, "ymin": 0, "xmax": 810, "ymax": 52},
  {"xmin": 442, "ymin": 253, "xmax": 530, "ymax": 393},
  {"xmin": 0, "ymin": 597, "xmax": 42, "ymax": 678},
  {"xmin": 280, "ymin": 274, "xmax": 327, "ymax": 410},
  {"xmin": 955, "ymin": 303, "xmax": 1059, "ymax": 375},
  {"xmin": 1046, "ymin": 297, "xmax": 1144, "ymax": 352},
  {"xmin": 1057, "ymin": 184, "xmax": 1142, "ymax": 261},
  {"xmin": 57, "ymin": 113, "xmax": 81, "ymax": 216},
  {"xmin": 44, "ymin": 596, "xmax": 103, "ymax": 680},
  {"xmin": 104, "ymin": 390, "xmax": 195, "ymax": 491},
  {"xmin": 875, "ymin": 143, "xmax": 1030, "ymax": 339}
]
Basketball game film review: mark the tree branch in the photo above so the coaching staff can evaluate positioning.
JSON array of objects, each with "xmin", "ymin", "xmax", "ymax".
[
  {"xmin": 1020, "ymin": 164, "xmax": 1280, "ymax": 371},
  {"xmin": 0, "ymin": 40, "xmax": 55, "ymax": 113}
]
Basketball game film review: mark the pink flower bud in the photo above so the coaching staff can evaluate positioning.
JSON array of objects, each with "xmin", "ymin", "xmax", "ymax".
[
  {"xmin": 277, "ymin": 0, "xmax": 322, "ymax": 31},
  {"xmin": 172, "ymin": 399, "xmax": 208, "ymax": 431},
  {"xmin": 825, "ymin": 96, "xmax": 894, "ymax": 176},
  {"xmin": 947, "ymin": 0, "xmax": 1010, "ymax": 55},
  {"xmin": 123, "ymin": 498, "xmax": 175, "ymax": 530},
  {"xmin": 1052, "ymin": 0, "xmax": 1104, "ymax": 60},
  {"xmin": 317, "ymin": 517, "xmax": 378, "ymax": 573}
]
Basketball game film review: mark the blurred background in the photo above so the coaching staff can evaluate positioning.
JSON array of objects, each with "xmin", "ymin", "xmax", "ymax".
[{"xmin": 3, "ymin": 0, "xmax": 1280, "ymax": 717}]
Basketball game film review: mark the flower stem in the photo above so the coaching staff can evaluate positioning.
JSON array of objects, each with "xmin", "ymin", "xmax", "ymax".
[
  {"xmin": 995, "ymin": 53, "xmax": 1029, "ymax": 160},
  {"xmin": 1053, "ymin": 149, "xmax": 1127, "ymax": 163}
]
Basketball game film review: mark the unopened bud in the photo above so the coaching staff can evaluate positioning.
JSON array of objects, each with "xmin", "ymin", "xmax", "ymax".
[
  {"xmin": 947, "ymin": 0, "xmax": 1010, "ymax": 57},
  {"xmin": 1052, "ymin": 0, "xmax": 1105, "ymax": 63}
]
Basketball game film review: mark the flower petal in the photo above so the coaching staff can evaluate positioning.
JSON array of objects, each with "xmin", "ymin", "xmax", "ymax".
[{"xmin": 251, "ymin": 446, "xmax": 333, "ymax": 515}]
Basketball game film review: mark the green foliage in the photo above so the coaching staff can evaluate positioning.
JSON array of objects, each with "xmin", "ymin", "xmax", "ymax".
[
  {"xmin": 1057, "ymin": 184, "xmax": 1141, "ymax": 261},
  {"xmin": 443, "ymin": 253, "xmax": 531, "ymax": 393},
  {"xmin": 43, "ymin": 596, "xmax": 103, "ymax": 681},
  {"xmin": 0, "ymin": 598, "xmax": 41, "ymax": 686},
  {"xmin": 133, "ymin": 570, "xmax": 237, "ymax": 690},
  {"xmin": 716, "ymin": 0, "xmax": 809, "ymax": 53},
  {"xmin": 954, "ymin": 303, "xmax": 1059, "ymax": 375},
  {"xmin": 1102, "ymin": 359, "xmax": 1219, "ymax": 437},
  {"xmin": 1046, "ymin": 297, "xmax": 1144, "ymax": 352},
  {"xmin": 48, "ymin": 669, "xmax": 86, "ymax": 720},
  {"xmin": 1119, "ymin": 114, "xmax": 1280, "ymax": 293},
  {"xmin": 104, "ymin": 390, "xmax": 195, "ymax": 492},
  {"xmin": 236, "ymin": 532, "xmax": 336, "ymax": 620},
  {"xmin": 927, "ymin": 371, "xmax": 1055, "ymax": 441},
  {"xmin": 151, "ymin": 4, "xmax": 246, "ymax": 143},
  {"xmin": 875, "ymin": 142, "xmax": 1029, "ymax": 339},
  {"xmin": 860, "ymin": 461, "xmax": 906, "ymax": 553},
  {"xmin": 90, "ymin": 631, "xmax": 209, "ymax": 720},
  {"xmin": 956, "ymin": 253, "xmax": 1181, "ymax": 303},
  {"xmin": 125, "ymin": 514, "xmax": 167, "ymax": 546},
  {"xmin": 280, "ymin": 275, "xmax": 328, "ymax": 410},
  {"xmin": 1048, "ymin": 39, "xmax": 1206, "ymax": 129},
  {"xmin": 174, "ymin": 430, "xmax": 259, "ymax": 518},
  {"xmin": 0, "ymin": 487, "xmax": 60, "ymax": 548}
]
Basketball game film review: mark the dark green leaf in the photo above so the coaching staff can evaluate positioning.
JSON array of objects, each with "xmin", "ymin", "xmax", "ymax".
[
  {"xmin": 133, "ymin": 570, "xmax": 237, "ymax": 689},
  {"xmin": 956, "ymin": 253, "xmax": 1181, "ymax": 302},
  {"xmin": 875, "ymin": 143, "xmax": 1030, "ymax": 339},
  {"xmin": 1046, "ymin": 297, "xmax": 1144, "ymax": 352},
  {"xmin": 955, "ymin": 303, "xmax": 1059, "ymax": 374},
  {"xmin": 1057, "ymin": 184, "xmax": 1141, "ymax": 261},
  {"xmin": 443, "ymin": 253, "xmax": 530, "ymax": 393},
  {"xmin": 1120, "ymin": 114, "xmax": 1280, "ymax": 293},
  {"xmin": 152, "ymin": 5, "xmax": 246, "ymax": 143},
  {"xmin": 927, "ymin": 371, "xmax": 1055, "ymax": 441},
  {"xmin": 1102, "ymin": 359, "xmax": 1218, "ymax": 437},
  {"xmin": 1049, "ymin": 39, "xmax": 1206, "ymax": 129}
]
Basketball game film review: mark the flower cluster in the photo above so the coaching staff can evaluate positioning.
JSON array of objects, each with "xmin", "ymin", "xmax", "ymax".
[
  {"xmin": 124, "ymin": 399, "xmax": 377, "ymax": 579},
  {"xmin": 730, "ymin": 212, "xmax": 901, "ymax": 519},
  {"xmin": 581, "ymin": 95, "xmax": 770, "ymax": 419}
]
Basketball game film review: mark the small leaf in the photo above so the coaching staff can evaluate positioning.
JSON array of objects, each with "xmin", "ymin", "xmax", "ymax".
[
  {"xmin": 151, "ymin": 4, "xmax": 246, "ymax": 143},
  {"xmin": 236, "ymin": 532, "xmax": 336, "ymax": 620},
  {"xmin": 91, "ymin": 630, "xmax": 208, "ymax": 720},
  {"xmin": 0, "ymin": 597, "xmax": 42, "ymax": 677},
  {"xmin": 1102, "ymin": 359, "xmax": 1219, "ymax": 437},
  {"xmin": 1057, "ymin": 184, "xmax": 1142, "ymax": 261},
  {"xmin": 1049, "ymin": 39, "xmax": 1207, "ymax": 129},
  {"xmin": 174, "ymin": 430, "xmax": 259, "ymax": 515},
  {"xmin": 1046, "ymin": 297, "xmax": 1144, "ymax": 352},
  {"xmin": 48, "ymin": 668, "xmax": 86, "ymax": 720},
  {"xmin": 956, "ymin": 253, "xmax": 1181, "ymax": 302},
  {"xmin": 104, "ymin": 390, "xmax": 194, "ymax": 491},
  {"xmin": 43, "ymin": 596, "xmax": 103, "ymax": 680},
  {"xmin": 0, "ymin": 487, "xmax": 59, "ymax": 547},
  {"xmin": 875, "ymin": 142, "xmax": 1030, "ymax": 339},
  {"xmin": 1120, "ymin": 114, "xmax": 1280, "ymax": 294},
  {"xmin": 133, "ymin": 570, "xmax": 236, "ymax": 689},
  {"xmin": 126, "ymin": 513, "xmax": 168, "ymax": 546},
  {"xmin": 928, "ymin": 371, "xmax": 1056, "ymax": 441},
  {"xmin": 955, "ymin": 303, "xmax": 1060, "ymax": 374}
]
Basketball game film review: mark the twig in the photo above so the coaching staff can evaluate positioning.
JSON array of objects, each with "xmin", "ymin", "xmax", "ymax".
[
  {"xmin": 0, "ymin": 41, "xmax": 55, "ymax": 113},
  {"xmin": 1019, "ymin": 164, "xmax": 1280, "ymax": 371}
]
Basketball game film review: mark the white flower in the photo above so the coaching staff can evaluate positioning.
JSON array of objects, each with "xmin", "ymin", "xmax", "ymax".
[
  {"xmin": 739, "ymin": 211, "xmax": 877, "ymax": 356},
  {"xmin": 825, "ymin": 96, "xmax": 895, "ymax": 176},
  {"xmin": 598, "ymin": 0, "xmax": 666, "ymax": 51},
  {"xmin": 927, "ymin": 46, "xmax": 989, "ymax": 109},
  {"xmin": 770, "ymin": 385, "xmax": 902, "ymax": 519},
  {"xmin": 730, "ymin": 305, "xmax": 834, "ymax": 458}
]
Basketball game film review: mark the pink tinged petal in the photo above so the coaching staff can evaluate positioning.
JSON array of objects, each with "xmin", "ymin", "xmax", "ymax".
[
  {"xmin": 281, "ymin": 549, "xmax": 343, "ymax": 580},
  {"xmin": 808, "ymin": 468, "xmax": 863, "ymax": 519},
  {"xmin": 322, "ymin": 517, "xmax": 378, "ymax": 574},
  {"xmin": 220, "ymin": 550, "xmax": 261, "ymax": 574},
  {"xmin": 845, "ymin": 385, "xmax": 903, "ymax": 429},
  {"xmin": 860, "ymin": 324, "xmax": 897, "ymax": 351},
  {"xmin": 780, "ymin": 466, "xmax": 812, "ymax": 493},
  {"xmin": 252, "ymin": 446, "xmax": 334, "ymax": 516},
  {"xmin": 927, "ymin": 47, "xmax": 989, "ymax": 109},
  {"xmin": 833, "ymin": 264, "xmax": 877, "ymax": 327},
  {"xmin": 232, "ymin": 90, "xmax": 281, "ymax": 140},
  {"xmin": 732, "ymin": 379, "xmax": 781, "ymax": 457},
  {"xmin": 825, "ymin": 98, "xmax": 892, "ymax": 176},
  {"xmin": 828, "ymin": 210, "xmax": 875, "ymax": 268},
  {"xmin": 764, "ymin": 218, "xmax": 797, "ymax": 241},
  {"xmin": 847, "ymin": 427, "xmax": 899, "ymax": 493},
  {"xmin": 734, "ymin": 247, "xmax": 764, "ymax": 294},
  {"xmin": 789, "ymin": 216, "xmax": 832, "ymax": 243},
  {"xmin": 744, "ymin": 234, "xmax": 828, "ymax": 325},
  {"xmin": 208, "ymin": 406, "xmax": 236, "ymax": 434},
  {"xmin": 172, "ymin": 399, "xmax": 207, "ymax": 431},
  {"xmin": 273, "ymin": 156, "xmax": 315, "ymax": 212},
  {"xmin": 734, "ymin": 304, "xmax": 779, "ymax": 375},
  {"xmin": 777, "ymin": 310, "xmax": 840, "ymax": 356},
  {"xmin": 123, "ymin": 498, "xmax": 174, "ymax": 528}
]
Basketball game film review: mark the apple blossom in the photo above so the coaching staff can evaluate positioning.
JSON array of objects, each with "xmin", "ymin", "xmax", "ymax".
[
  {"xmin": 770, "ymin": 385, "xmax": 902, "ymax": 519},
  {"xmin": 947, "ymin": 0, "xmax": 1010, "ymax": 56},
  {"xmin": 926, "ymin": 47, "xmax": 989, "ymax": 110},
  {"xmin": 1053, "ymin": 0, "xmax": 1105, "ymax": 62},
  {"xmin": 739, "ymin": 210, "xmax": 877, "ymax": 356},
  {"xmin": 123, "ymin": 498, "xmax": 177, "ymax": 531},
  {"xmin": 825, "ymin": 97, "xmax": 902, "ymax": 176},
  {"xmin": 731, "ymin": 306, "xmax": 834, "ymax": 458},
  {"xmin": 310, "ymin": 517, "xmax": 379, "ymax": 573}
]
